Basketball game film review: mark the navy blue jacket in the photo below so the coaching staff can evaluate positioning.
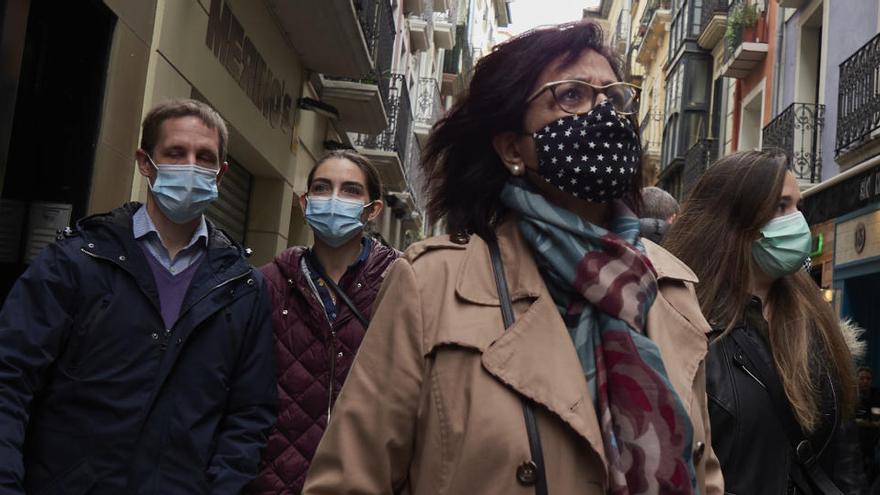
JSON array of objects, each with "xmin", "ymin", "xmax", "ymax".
[{"xmin": 0, "ymin": 203, "xmax": 277, "ymax": 494}]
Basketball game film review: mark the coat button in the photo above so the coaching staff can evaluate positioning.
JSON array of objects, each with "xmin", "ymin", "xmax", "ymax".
[
  {"xmin": 87, "ymin": 243, "xmax": 95, "ymax": 248},
  {"xmin": 516, "ymin": 460, "xmax": 538, "ymax": 485},
  {"xmin": 337, "ymin": 351, "xmax": 343, "ymax": 358},
  {"xmin": 151, "ymin": 332, "xmax": 159, "ymax": 340},
  {"xmin": 693, "ymin": 441, "xmax": 705, "ymax": 464},
  {"xmin": 287, "ymin": 279, "xmax": 293, "ymax": 286},
  {"xmin": 282, "ymin": 309, "xmax": 289, "ymax": 316},
  {"xmin": 118, "ymin": 255, "xmax": 126, "ymax": 261},
  {"xmin": 246, "ymin": 278, "xmax": 255, "ymax": 286},
  {"xmin": 451, "ymin": 231, "xmax": 470, "ymax": 245}
]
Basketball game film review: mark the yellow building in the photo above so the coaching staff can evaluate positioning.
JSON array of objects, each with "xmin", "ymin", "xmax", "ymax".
[
  {"xmin": 630, "ymin": 0, "xmax": 671, "ymax": 186},
  {"xmin": 0, "ymin": 0, "xmax": 462, "ymax": 296}
]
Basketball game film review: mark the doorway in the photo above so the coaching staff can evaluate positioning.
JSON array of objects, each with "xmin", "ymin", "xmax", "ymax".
[
  {"xmin": 0, "ymin": 0, "xmax": 116, "ymax": 298},
  {"xmin": 739, "ymin": 84, "xmax": 764, "ymax": 151}
]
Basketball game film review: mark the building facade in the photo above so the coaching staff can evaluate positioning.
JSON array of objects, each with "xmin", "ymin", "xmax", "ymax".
[
  {"xmin": 781, "ymin": 0, "xmax": 880, "ymax": 371},
  {"xmin": 0, "ymin": 0, "xmax": 467, "ymax": 298}
]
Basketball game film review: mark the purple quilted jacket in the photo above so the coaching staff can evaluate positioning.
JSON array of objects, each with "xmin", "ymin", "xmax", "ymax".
[{"xmin": 247, "ymin": 241, "xmax": 399, "ymax": 494}]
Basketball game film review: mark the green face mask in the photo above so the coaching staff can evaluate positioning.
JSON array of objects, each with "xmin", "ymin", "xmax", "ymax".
[{"xmin": 752, "ymin": 211, "xmax": 812, "ymax": 279}]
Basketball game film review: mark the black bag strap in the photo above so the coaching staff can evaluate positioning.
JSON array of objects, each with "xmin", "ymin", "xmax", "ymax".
[
  {"xmin": 310, "ymin": 259, "xmax": 370, "ymax": 329},
  {"xmin": 727, "ymin": 330, "xmax": 842, "ymax": 495},
  {"xmin": 487, "ymin": 237, "xmax": 549, "ymax": 495}
]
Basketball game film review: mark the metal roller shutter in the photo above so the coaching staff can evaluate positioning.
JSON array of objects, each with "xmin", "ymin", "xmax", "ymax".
[{"xmin": 206, "ymin": 155, "xmax": 252, "ymax": 244}]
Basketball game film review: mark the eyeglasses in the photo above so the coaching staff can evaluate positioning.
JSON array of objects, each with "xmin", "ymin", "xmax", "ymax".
[{"xmin": 526, "ymin": 80, "xmax": 641, "ymax": 116}]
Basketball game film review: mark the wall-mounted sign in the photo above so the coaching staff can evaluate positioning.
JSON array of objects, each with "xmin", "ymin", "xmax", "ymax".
[
  {"xmin": 836, "ymin": 211, "xmax": 880, "ymax": 266},
  {"xmin": 855, "ymin": 222, "xmax": 867, "ymax": 254},
  {"xmin": 205, "ymin": 0, "xmax": 295, "ymax": 133}
]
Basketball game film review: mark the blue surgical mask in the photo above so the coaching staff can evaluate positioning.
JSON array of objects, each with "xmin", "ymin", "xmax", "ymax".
[
  {"xmin": 752, "ymin": 211, "xmax": 812, "ymax": 279},
  {"xmin": 305, "ymin": 195, "xmax": 372, "ymax": 247},
  {"xmin": 147, "ymin": 155, "xmax": 219, "ymax": 224}
]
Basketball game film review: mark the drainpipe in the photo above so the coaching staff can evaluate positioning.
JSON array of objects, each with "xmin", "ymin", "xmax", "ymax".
[
  {"xmin": 624, "ymin": 0, "xmax": 633, "ymax": 77},
  {"xmin": 772, "ymin": 4, "xmax": 785, "ymax": 115}
]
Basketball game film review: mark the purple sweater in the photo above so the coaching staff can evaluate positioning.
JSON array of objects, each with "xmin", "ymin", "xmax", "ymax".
[{"xmin": 142, "ymin": 247, "xmax": 203, "ymax": 329}]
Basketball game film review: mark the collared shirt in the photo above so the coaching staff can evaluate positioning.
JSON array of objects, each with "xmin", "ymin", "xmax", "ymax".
[
  {"xmin": 133, "ymin": 205, "xmax": 208, "ymax": 274},
  {"xmin": 305, "ymin": 237, "xmax": 372, "ymax": 323}
]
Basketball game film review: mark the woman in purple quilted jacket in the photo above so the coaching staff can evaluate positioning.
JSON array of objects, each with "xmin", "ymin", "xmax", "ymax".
[{"xmin": 247, "ymin": 150, "xmax": 400, "ymax": 494}]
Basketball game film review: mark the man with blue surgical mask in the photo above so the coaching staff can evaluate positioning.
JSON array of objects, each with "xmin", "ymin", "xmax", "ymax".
[
  {"xmin": 247, "ymin": 150, "xmax": 399, "ymax": 495},
  {"xmin": 0, "ymin": 99, "xmax": 277, "ymax": 493}
]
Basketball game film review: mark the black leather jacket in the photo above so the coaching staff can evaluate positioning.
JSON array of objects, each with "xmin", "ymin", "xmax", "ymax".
[{"xmin": 707, "ymin": 300, "xmax": 866, "ymax": 495}]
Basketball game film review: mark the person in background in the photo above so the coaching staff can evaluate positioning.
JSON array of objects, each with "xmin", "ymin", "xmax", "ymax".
[
  {"xmin": 303, "ymin": 21, "xmax": 722, "ymax": 495},
  {"xmin": 248, "ymin": 150, "xmax": 399, "ymax": 494},
  {"xmin": 639, "ymin": 186, "xmax": 679, "ymax": 244},
  {"xmin": 0, "ymin": 98, "xmax": 277, "ymax": 493},
  {"xmin": 664, "ymin": 150, "xmax": 866, "ymax": 495},
  {"xmin": 858, "ymin": 368, "xmax": 880, "ymax": 421}
]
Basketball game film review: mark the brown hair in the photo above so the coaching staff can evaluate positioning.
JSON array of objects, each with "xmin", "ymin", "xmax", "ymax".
[
  {"xmin": 664, "ymin": 150, "xmax": 857, "ymax": 431},
  {"xmin": 422, "ymin": 20, "xmax": 636, "ymax": 238},
  {"xmin": 308, "ymin": 150, "xmax": 384, "ymax": 202},
  {"xmin": 140, "ymin": 99, "xmax": 229, "ymax": 162}
]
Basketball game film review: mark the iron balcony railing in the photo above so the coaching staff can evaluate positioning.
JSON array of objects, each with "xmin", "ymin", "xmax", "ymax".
[
  {"xmin": 836, "ymin": 32, "xmax": 880, "ymax": 155},
  {"xmin": 762, "ymin": 103, "xmax": 824, "ymax": 184},
  {"xmin": 333, "ymin": 0, "xmax": 396, "ymax": 98},
  {"xmin": 353, "ymin": 73, "xmax": 413, "ymax": 167},
  {"xmin": 414, "ymin": 77, "xmax": 442, "ymax": 126},
  {"xmin": 639, "ymin": 110, "xmax": 665, "ymax": 155},
  {"xmin": 700, "ymin": 0, "xmax": 730, "ymax": 33},
  {"xmin": 640, "ymin": 0, "xmax": 671, "ymax": 32},
  {"xmin": 682, "ymin": 138, "xmax": 718, "ymax": 197}
]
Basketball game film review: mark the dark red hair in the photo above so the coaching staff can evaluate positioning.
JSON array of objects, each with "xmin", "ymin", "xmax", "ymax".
[{"xmin": 421, "ymin": 20, "xmax": 634, "ymax": 238}]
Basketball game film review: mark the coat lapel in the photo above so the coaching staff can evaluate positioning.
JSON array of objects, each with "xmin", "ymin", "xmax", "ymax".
[
  {"xmin": 643, "ymin": 239, "xmax": 712, "ymax": 410},
  {"xmin": 455, "ymin": 221, "xmax": 608, "ymax": 466}
]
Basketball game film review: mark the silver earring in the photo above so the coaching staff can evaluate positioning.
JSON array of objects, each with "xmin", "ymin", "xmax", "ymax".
[{"xmin": 510, "ymin": 164, "xmax": 524, "ymax": 176}]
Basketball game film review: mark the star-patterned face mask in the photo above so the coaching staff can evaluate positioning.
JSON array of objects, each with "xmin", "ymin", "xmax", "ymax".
[{"xmin": 532, "ymin": 100, "xmax": 641, "ymax": 203}]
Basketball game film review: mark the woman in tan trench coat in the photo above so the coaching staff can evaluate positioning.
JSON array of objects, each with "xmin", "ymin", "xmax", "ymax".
[{"xmin": 304, "ymin": 20, "xmax": 723, "ymax": 495}]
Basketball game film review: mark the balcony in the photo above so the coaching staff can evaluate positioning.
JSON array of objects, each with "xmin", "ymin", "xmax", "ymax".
[
  {"xmin": 763, "ymin": 103, "xmax": 824, "ymax": 186},
  {"xmin": 836, "ymin": 32, "xmax": 880, "ymax": 159},
  {"xmin": 351, "ymin": 74, "xmax": 412, "ymax": 191},
  {"xmin": 635, "ymin": 0, "xmax": 672, "ymax": 66},
  {"xmin": 682, "ymin": 138, "xmax": 718, "ymax": 198},
  {"xmin": 698, "ymin": 0, "xmax": 730, "ymax": 49},
  {"xmin": 442, "ymin": 23, "xmax": 473, "ymax": 96},
  {"xmin": 778, "ymin": 0, "xmax": 808, "ymax": 7},
  {"xmin": 321, "ymin": 0, "xmax": 394, "ymax": 134},
  {"xmin": 403, "ymin": 0, "xmax": 425, "ymax": 15},
  {"xmin": 640, "ymin": 110, "xmax": 665, "ymax": 184},
  {"xmin": 433, "ymin": 12, "xmax": 455, "ymax": 50},
  {"xmin": 267, "ymin": 0, "xmax": 382, "ymax": 78},
  {"xmin": 720, "ymin": 1, "xmax": 769, "ymax": 78},
  {"xmin": 414, "ymin": 77, "xmax": 443, "ymax": 147},
  {"xmin": 408, "ymin": 16, "xmax": 431, "ymax": 52},
  {"xmin": 320, "ymin": 77, "xmax": 387, "ymax": 134}
]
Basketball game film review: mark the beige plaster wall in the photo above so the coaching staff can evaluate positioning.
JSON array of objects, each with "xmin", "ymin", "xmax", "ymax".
[
  {"xmin": 87, "ymin": 0, "xmax": 156, "ymax": 215},
  {"xmin": 124, "ymin": 0, "xmax": 332, "ymax": 265}
]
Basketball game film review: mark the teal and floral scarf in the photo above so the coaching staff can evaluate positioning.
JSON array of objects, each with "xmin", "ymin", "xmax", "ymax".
[{"xmin": 500, "ymin": 179, "xmax": 697, "ymax": 495}]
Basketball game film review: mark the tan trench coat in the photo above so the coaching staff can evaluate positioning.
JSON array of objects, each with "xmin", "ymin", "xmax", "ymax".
[{"xmin": 303, "ymin": 220, "xmax": 724, "ymax": 495}]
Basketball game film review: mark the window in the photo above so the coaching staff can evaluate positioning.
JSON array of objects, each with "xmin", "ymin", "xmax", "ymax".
[
  {"xmin": 668, "ymin": 0, "xmax": 705, "ymax": 59},
  {"xmin": 661, "ymin": 54, "xmax": 712, "ymax": 167}
]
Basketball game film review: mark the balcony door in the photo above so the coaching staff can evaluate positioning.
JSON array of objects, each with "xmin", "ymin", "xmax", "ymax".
[
  {"xmin": 796, "ymin": 4, "xmax": 823, "ymax": 107},
  {"xmin": 739, "ymin": 84, "xmax": 763, "ymax": 151}
]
